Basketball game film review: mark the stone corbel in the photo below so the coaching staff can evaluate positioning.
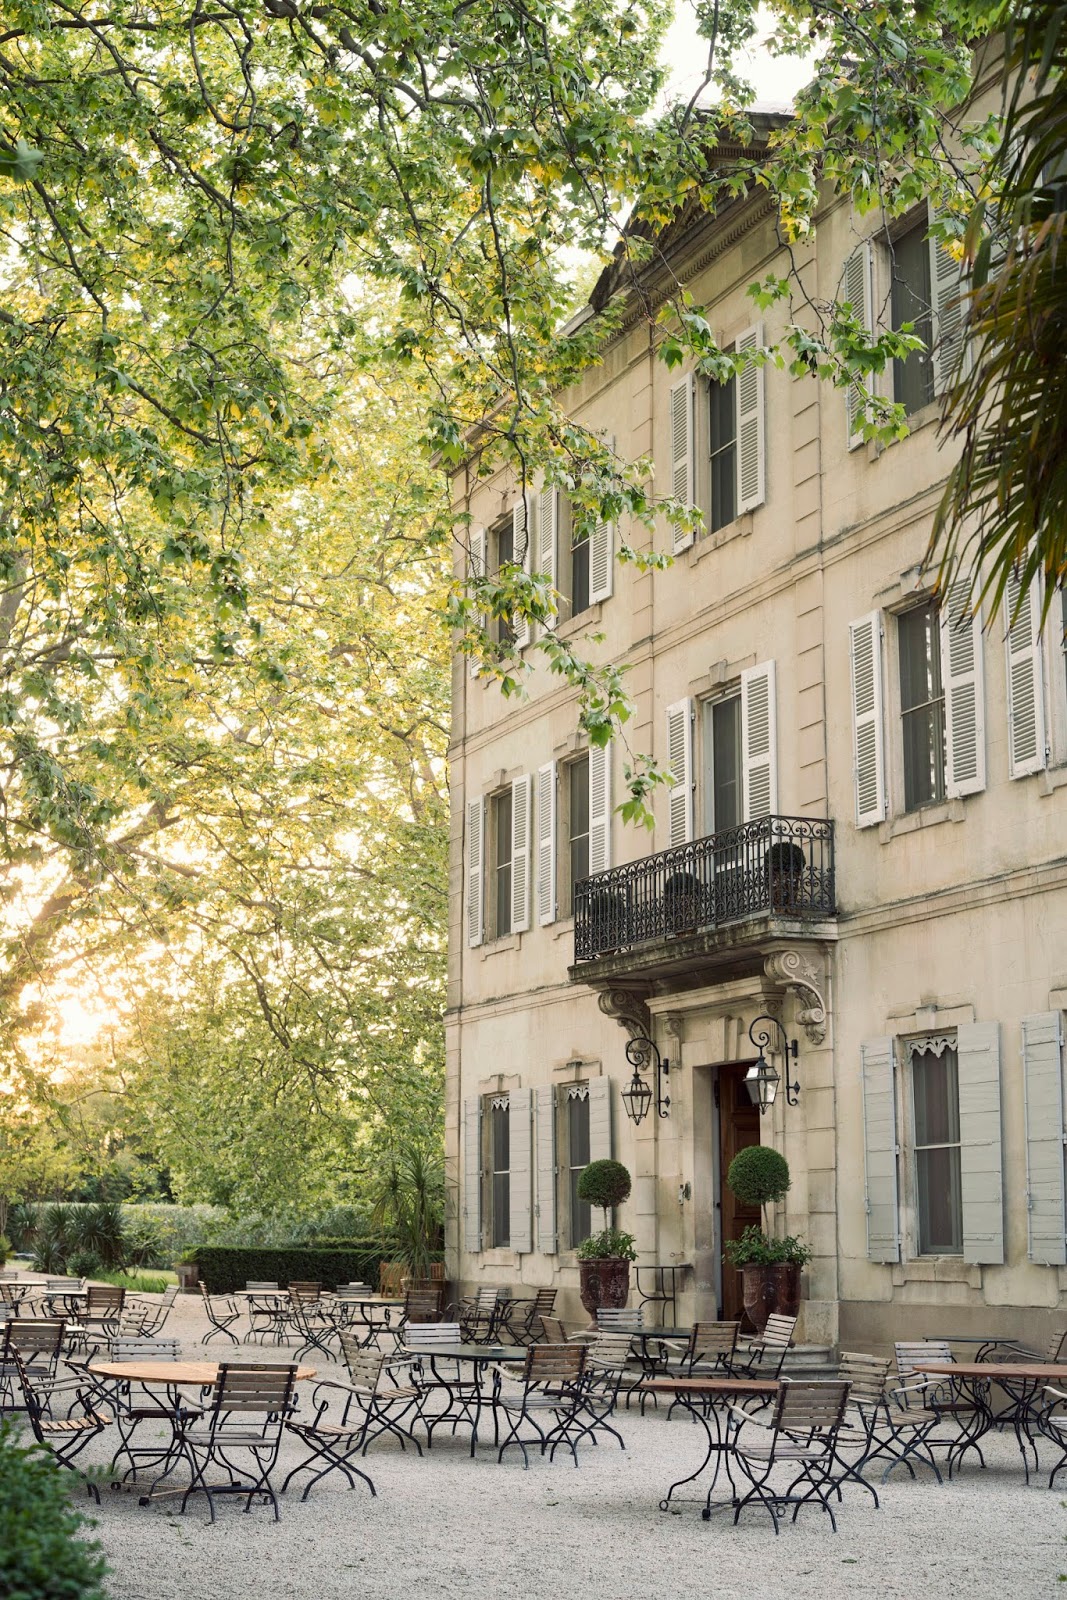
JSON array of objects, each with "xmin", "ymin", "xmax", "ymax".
[
  {"xmin": 597, "ymin": 986, "xmax": 653, "ymax": 1044},
  {"xmin": 764, "ymin": 948, "xmax": 829, "ymax": 1045}
]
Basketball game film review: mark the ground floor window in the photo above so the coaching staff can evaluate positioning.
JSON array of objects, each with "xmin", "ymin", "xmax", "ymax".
[
  {"xmin": 488, "ymin": 1095, "xmax": 510, "ymax": 1247},
  {"xmin": 909, "ymin": 1037, "xmax": 962, "ymax": 1255},
  {"xmin": 564, "ymin": 1086, "xmax": 591, "ymax": 1248}
]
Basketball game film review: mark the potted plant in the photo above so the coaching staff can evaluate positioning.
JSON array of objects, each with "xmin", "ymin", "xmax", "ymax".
[
  {"xmin": 723, "ymin": 1145, "xmax": 812, "ymax": 1331},
  {"xmin": 765, "ymin": 840, "xmax": 806, "ymax": 913},
  {"xmin": 575, "ymin": 1159, "xmax": 636, "ymax": 1325}
]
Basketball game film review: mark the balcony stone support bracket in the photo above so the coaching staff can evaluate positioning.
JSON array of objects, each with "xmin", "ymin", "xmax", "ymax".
[
  {"xmin": 597, "ymin": 986, "xmax": 655, "ymax": 1046},
  {"xmin": 763, "ymin": 946, "xmax": 829, "ymax": 1045}
]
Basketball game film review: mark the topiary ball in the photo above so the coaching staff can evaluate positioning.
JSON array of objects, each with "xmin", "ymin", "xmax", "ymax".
[
  {"xmin": 577, "ymin": 1159, "xmax": 632, "ymax": 1211},
  {"xmin": 726, "ymin": 1145, "xmax": 791, "ymax": 1208}
]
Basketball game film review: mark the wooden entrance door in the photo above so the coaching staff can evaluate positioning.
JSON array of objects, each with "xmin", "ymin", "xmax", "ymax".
[{"xmin": 719, "ymin": 1063, "xmax": 761, "ymax": 1322}]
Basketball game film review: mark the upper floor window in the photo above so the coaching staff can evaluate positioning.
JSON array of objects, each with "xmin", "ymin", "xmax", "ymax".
[
  {"xmin": 567, "ymin": 755, "xmax": 590, "ymax": 903},
  {"xmin": 491, "ymin": 514, "xmax": 516, "ymax": 647},
  {"xmin": 909, "ymin": 1039, "xmax": 962, "ymax": 1255},
  {"xmin": 701, "ymin": 693, "xmax": 742, "ymax": 835},
  {"xmin": 568, "ymin": 506, "xmax": 591, "ymax": 620},
  {"xmin": 898, "ymin": 601, "xmax": 946, "ymax": 811},
  {"xmin": 890, "ymin": 220, "xmax": 935, "ymax": 416},
  {"xmin": 490, "ymin": 788, "xmax": 513, "ymax": 938},
  {"xmin": 708, "ymin": 367, "xmax": 737, "ymax": 533}
]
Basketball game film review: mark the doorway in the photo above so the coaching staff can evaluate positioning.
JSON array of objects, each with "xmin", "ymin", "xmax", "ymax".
[{"xmin": 718, "ymin": 1062, "xmax": 761, "ymax": 1322}]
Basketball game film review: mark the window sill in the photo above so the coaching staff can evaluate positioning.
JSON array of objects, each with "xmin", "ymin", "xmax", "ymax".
[
  {"xmin": 867, "ymin": 398, "xmax": 941, "ymax": 460},
  {"xmin": 553, "ymin": 916, "xmax": 575, "ymax": 941},
  {"xmin": 553, "ymin": 603, "xmax": 604, "ymax": 641},
  {"xmin": 891, "ymin": 1258, "xmax": 982, "ymax": 1288},
  {"xmin": 691, "ymin": 511, "xmax": 754, "ymax": 563},
  {"xmin": 1038, "ymin": 764, "xmax": 1067, "ymax": 797},
  {"xmin": 479, "ymin": 1248, "xmax": 518, "ymax": 1269},
  {"xmin": 878, "ymin": 797, "xmax": 965, "ymax": 842},
  {"xmin": 479, "ymin": 932, "xmax": 521, "ymax": 958}
]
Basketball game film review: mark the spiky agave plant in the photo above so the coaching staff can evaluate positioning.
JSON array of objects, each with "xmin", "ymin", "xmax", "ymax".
[
  {"xmin": 69, "ymin": 1203, "xmax": 127, "ymax": 1270},
  {"xmin": 369, "ymin": 1142, "xmax": 444, "ymax": 1278}
]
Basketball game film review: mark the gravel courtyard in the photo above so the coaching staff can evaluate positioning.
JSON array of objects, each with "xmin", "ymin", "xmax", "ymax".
[{"xmin": 56, "ymin": 1296, "xmax": 1067, "ymax": 1600}]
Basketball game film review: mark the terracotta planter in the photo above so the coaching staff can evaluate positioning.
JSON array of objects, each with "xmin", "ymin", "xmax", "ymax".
[
  {"xmin": 578, "ymin": 1258, "xmax": 630, "ymax": 1328},
  {"xmin": 741, "ymin": 1261, "xmax": 802, "ymax": 1333}
]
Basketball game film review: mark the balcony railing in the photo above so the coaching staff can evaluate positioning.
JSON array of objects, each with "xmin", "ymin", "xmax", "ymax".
[{"xmin": 573, "ymin": 814, "xmax": 835, "ymax": 964}]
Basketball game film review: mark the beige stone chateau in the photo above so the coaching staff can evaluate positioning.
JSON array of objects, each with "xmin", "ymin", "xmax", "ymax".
[{"xmin": 443, "ymin": 103, "xmax": 1067, "ymax": 1350}]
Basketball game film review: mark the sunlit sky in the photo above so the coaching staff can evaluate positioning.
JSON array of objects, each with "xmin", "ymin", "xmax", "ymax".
[{"xmin": 661, "ymin": 4, "xmax": 811, "ymax": 109}]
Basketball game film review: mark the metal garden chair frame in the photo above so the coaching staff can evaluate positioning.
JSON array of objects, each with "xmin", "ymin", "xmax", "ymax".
[
  {"xmin": 894, "ymin": 1340, "xmax": 988, "ymax": 1476},
  {"xmin": 177, "ymin": 1362, "xmax": 299, "ymax": 1521},
  {"xmin": 566, "ymin": 1332, "xmax": 631, "ymax": 1453},
  {"xmin": 727, "ymin": 1379, "xmax": 852, "ymax": 1533},
  {"xmin": 68, "ymin": 1285, "xmax": 126, "ymax": 1355},
  {"xmin": 834, "ymin": 1350, "xmax": 942, "ymax": 1489},
  {"xmin": 0, "ymin": 1318, "xmax": 67, "ymax": 1409},
  {"xmin": 660, "ymin": 1321, "xmax": 741, "ymax": 1418},
  {"xmin": 123, "ymin": 1285, "xmax": 180, "ymax": 1338},
  {"xmin": 13, "ymin": 1348, "xmax": 114, "ymax": 1502},
  {"xmin": 1038, "ymin": 1384, "xmax": 1067, "ymax": 1486},
  {"xmin": 508, "ymin": 1289, "xmax": 558, "ymax": 1345},
  {"xmin": 460, "ymin": 1286, "xmax": 505, "ymax": 1344},
  {"xmin": 283, "ymin": 1341, "xmax": 420, "ymax": 1500},
  {"xmin": 490, "ymin": 1343, "xmax": 588, "ymax": 1467},
  {"xmin": 198, "ymin": 1281, "xmax": 241, "ymax": 1345},
  {"xmin": 80, "ymin": 1336, "xmax": 198, "ymax": 1491},
  {"xmin": 729, "ymin": 1314, "xmax": 797, "ymax": 1380}
]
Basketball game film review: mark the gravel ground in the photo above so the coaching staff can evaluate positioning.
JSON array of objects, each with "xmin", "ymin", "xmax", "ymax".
[{"xmin": 38, "ymin": 1295, "xmax": 1067, "ymax": 1600}]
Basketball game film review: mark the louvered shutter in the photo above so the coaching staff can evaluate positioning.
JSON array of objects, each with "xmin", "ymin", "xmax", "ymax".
[
  {"xmin": 535, "ymin": 1086, "xmax": 558, "ymax": 1253},
  {"xmin": 860, "ymin": 1037, "xmax": 900, "ymax": 1262},
  {"xmin": 735, "ymin": 324, "xmax": 766, "ymax": 513},
  {"xmin": 669, "ymin": 374, "xmax": 695, "ymax": 552},
  {"xmin": 849, "ymin": 612, "xmax": 887, "ymax": 826},
  {"xmin": 510, "ymin": 774, "xmax": 531, "ymax": 933},
  {"xmin": 940, "ymin": 581, "xmax": 986, "ymax": 797},
  {"xmin": 588, "ymin": 742, "xmax": 612, "ymax": 874},
  {"xmin": 958, "ymin": 1021, "xmax": 1004, "ymax": 1265},
  {"xmin": 509, "ymin": 1087, "xmax": 533, "ymax": 1254},
  {"xmin": 537, "ymin": 486, "xmax": 558, "ymax": 628},
  {"xmin": 666, "ymin": 698, "xmax": 694, "ymax": 846},
  {"xmin": 468, "ymin": 526, "xmax": 487, "ymax": 678},
  {"xmin": 929, "ymin": 210, "xmax": 966, "ymax": 396},
  {"xmin": 512, "ymin": 496, "xmax": 532, "ymax": 650},
  {"xmin": 463, "ymin": 1096, "xmax": 483, "ymax": 1253},
  {"xmin": 588, "ymin": 1076, "xmax": 612, "ymax": 1162},
  {"xmin": 1005, "ymin": 569, "xmax": 1047, "ymax": 778},
  {"xmin": 844, "ymin": 244, "xmax": 874, "ymax": 448},
  {"xmin": 536, "ymin": 761, "xmax": 557, "ymax": 926},
  {"xmin": 1023, "ymin": 1012, "xmax": 1067, "ymax": 1266},
  {"xmin": 741, "ymin": 661, "xmax": 778, "ymax": 820},
  {"xmin": 589, "ymin": 516, "xmax": 614, "ymax": 604},
  {"xmin": 467, "ymin": 796, "xmax": 485, "ymax": 947}
]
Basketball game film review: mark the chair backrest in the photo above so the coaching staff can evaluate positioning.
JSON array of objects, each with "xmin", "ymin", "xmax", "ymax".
[
  {"xmin": 288, "ymin": 1282, "xmax": 322, "ymax": 1304},
  {"xmin": 160, "ymin": 1285, "xmax": 180, "ymax": 1308},
  {"xmin": 0, "ymin": 1268, "xmax": 18, "ymax": 1280},
  {"xmin": 537, "ymin": 1316, "xmax": 570, "ymax": 1345},
  {"xmin": 1047, "ymin": 1329, "xmax": 1067, "ymax": 1362},
  {"xmin": 839, "ymin": 1350, "xmax": 891, "ymax": 1404},
  {"xmin": 689, "ymin": 1320, "xmax": 740, "ymax": 1361},
  {"xmin": 380, "ymin": 1261, "xmax": 406, "ymax": 1297},
  {"xmin": 403, "ymin": 1286, "xmax": 444, "ymax": 1324},
  {"xmin": 895, "ymin": 1340, "xmax": 953, "ymax": 1379},
  {"xmin": 758, "ymin": 1314, "xmax": 797, "ymax": 1350},
  {"xmin": 530, "ymin": 1289, "xmax": 557, "ymax": 1316},
  {"xmin": 596, "ymin": 1307, "xmax": 643, "ymax": 1333},
  {"xmin": 344, "ymin": 1346, "xmax": 387, "ymax": 1392},
  {"xmin": 473, "ymin": 1287, "xmax": 501, "ymax": 1310},
  {"xmin": 213, "ymin": 1363, "xmax": 298, "ymax": 1415},
  {"xmin": 0, "ymin": 1284, "xmax": 20, "ymax": 1309},
  {"xmin": 771, "ymin": 1379, "xmax": 850, "ymax": 1436},
  {"xmin": 110, "ymin": 1337, "xmax": 182, "ymax": 1362},
  {"xmin": 524, "ymin": 1343, "xmax": 586, "ymax": 1384},
  {"xmin": 246, "ymin": 1281, "xmax": 280, "ymax": 1291},
  {"xmin": 403, "ymin": 1321, "xmax": 462, "ymax": 1347},
  {"xmin": 586, "ymin": 1331, "xmax": 634, "ymax": 1370},
  {"xmin": 86, "ymin": 1285, "xmax": 125, "ymax": 1315},
  {"xmin": 3, "ymin": 1318, "xmax": 66, "ymax": 1359},
  {"xmin": 46, "ymin": 1277, "xmax": 82, "ymax": 1292}
]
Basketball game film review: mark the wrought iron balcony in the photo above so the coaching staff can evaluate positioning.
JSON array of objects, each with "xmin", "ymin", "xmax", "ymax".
[{"xmin": 573, "ymin": 814, "xmax": 835, "ymax": 965}]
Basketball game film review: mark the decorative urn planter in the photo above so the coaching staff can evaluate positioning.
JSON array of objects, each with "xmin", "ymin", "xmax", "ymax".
[
  {"xmin": 741, "ymin": 1261, "xmax": 802, "ymax": 1333},
  {"xmin": 578, "ymin": 1259, "xmax": 630, "ymax": 1326}
]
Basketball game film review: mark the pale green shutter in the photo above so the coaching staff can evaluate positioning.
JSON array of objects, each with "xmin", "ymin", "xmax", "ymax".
[
  {"xmin": 510, "ymin": 774, "xmax": 531, "ymax": 933},
  {"xmin": 468, "ymin": 526, "xmax": 486, "ymax": 678},
  {"xmin": 1023, "ymin": 1012, "xmax": 1067, "ymax": 1266},
  {"xmin": 958, "ymin": 1021, "xmax": 1004, "ymax": 1265},
  {"xmin": 588, "ymin": 1077, "xmax": 612, "ymax": 1162},
  {"xmin": 467, "ymin": 797, "xmax": 484, "ymax": 948},
  {"xmin": 1005, "ymin": 569, "xmax": 1047, "ymax": 778},
  {"xmin": 535, "ymin": 1085, "xmax": 558, "ymax": 1254},
  {"xmin": 669, "ymin": 374, "xmax": 695, "ymax": 552},
  {"xmin": 849, "ymin": 612, "xmax": 887, "ymax": 826},
  {"xmin": 463, "ymin": 1096, "xmax": 483, "ymax": 1254},
  {"xmin": 940, "ymin": 579, "xmax": 986, "ymax": 797},
  {"xmin": 741, "ymin": 661, "xmax": 777, "ymax": 821},
  {"xmin": 928, "ymin": 208, "xmax": 966, "ymax": 395},
  {"xmin": 843, "ymin": 244, "xmax": 873, "ymax": 447},
  {"xmin": 666, "ymin": 699, "xmax": 694, "ymax": 846},
  {"xmin": 537, "ymin": 486, "xmax": 558, "ymax": 627},
  {"xmin": 512, "ymin": 496, "xmax": 532, "ymax": 650},
  {"xmin": 536, "ymin": 761, "xmax": 557, "ymax": 927},
  {"xmin": 588, "ymin": 742, "xmax": 612, "ymax": 875},
  {"xmin": 509, "ymin": 1088, "xmax": 533, "ymax": 1254},
  {"xmin": 861, "ymin": 1037, "xmax": 900, "ymax": 1262},
  {"xmin": 735, "ymin": 324, "xmax": 765, "ymax": 513}
]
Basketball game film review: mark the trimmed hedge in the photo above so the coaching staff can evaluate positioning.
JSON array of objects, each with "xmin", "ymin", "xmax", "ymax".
[
  {"xmin": 195, "ymin": 1242, "xmax": 391, "ymax": 1293},
  {"xmin": 0, "ymin": 1418, "xmax": 109, "ymax": 1600}
]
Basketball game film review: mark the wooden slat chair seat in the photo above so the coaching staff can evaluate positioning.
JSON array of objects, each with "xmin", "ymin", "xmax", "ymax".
[
  {"xmin": 893, "ymin": 1340, "xmax": 988, "ymax": 1477},
  {"xmin": 13, "ymin": 1349, "xmax": 113, "ymax": 1501},
  {"xmin": 176, "ymin": 1363, "xmax": 299, "ymax": 1521},
  {"xmin": 727, "ymin": 1380, "xmax": 852, "ymax": 1533},
  {"xmin": 490, "ymin": 1344, "xmax": 589, "ymax": 1467},
  {"xmin": 0, "ymin": 1318, "xmax": 67, "ymax": 1410},
  {"xmin": 198, "ymin": 1281, "xmax": 241, "ymax": 1345}
]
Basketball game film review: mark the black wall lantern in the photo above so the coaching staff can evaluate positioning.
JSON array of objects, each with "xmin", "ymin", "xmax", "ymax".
[
  {"xmin": 621, "ymin": 1034, "xmax": 670, "ymax": 1126},
  {"xmin": 745, "ymin": 1015, "xmax": 800, "ymax": 1115}
]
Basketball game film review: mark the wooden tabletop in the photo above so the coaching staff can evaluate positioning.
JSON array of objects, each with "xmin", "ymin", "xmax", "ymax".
[
  {"xmin": 90, "ymin": 1360, "xmax": 316, "ymax": 1384},
  {"xmin": 914, "ymin": 1362, "xmax": 1067, "ymax": 1380},
  {"xmin": 640, "ymin": 1377, "xmax": 779, "ymax": 1395}
]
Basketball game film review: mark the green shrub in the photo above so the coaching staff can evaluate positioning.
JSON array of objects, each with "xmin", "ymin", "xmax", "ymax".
[
  {"xmin": 577, "ymin": 1160, "xmax": 632, "ymax": 1214},
  {"xmin": 726, "ymin": 1145, "xmax": 791, "ymax": 1209},
  {"xmin": 66, "ymin": 1249, "xmax": 104, "ymax": 1279},
  {"xmin": 196, "ymin": 1242, "xmax": 391, "ymax": 1294},
  {"xmin": 0, "ymin": 1418, "xmax": 109, "ymax": 1600},
  {"xmin": 96, "ymin": 1269, "xmax": 175, "ymax": 1294},
  {"xmin": 723, "ymin": 1226, "xmax": 812, "ymax": 1268},
  {"xmin": 0, "ymin": 1232, "xmax": 12, "ymax": 1266},
  {"xmin": 69, "ymin": 1203, "xmax": 127, "ymax": 1269},
  {"xmin": 575, "ymin": 1227, "xmax": 637, "ymax": 1262}
]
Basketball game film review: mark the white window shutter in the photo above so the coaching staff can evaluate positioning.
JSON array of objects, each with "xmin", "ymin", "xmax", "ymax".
[
  {"xmin": 588, "ymin": 1076, "xmax": 612, "ymax": 1162},
  {"xmin": 940, "ymin": 581, "xmax": 986, "ymax": 797},
  {"xmin": 666, "ymin": 698, "xmax": 694, "ymax": 846},
  {"xmin": 589, "ymin": 516, "xmax": 614, "ymax": 604},
  {"xmin": 537, "ymin": 486, "xmax": 558, "ymax": 628},
  {"xmin": 467, "ymin": 796, "xmax": 485, "ymax": 947},
  {"xmin": 735, "ymin": 324, "xmax": 766, "ymax": 513},
  {"xmin": 929, "ymin": 208, "xmax": 966, "ymax": 396},
  {"xmin": 741, "ymin": 661, "xmax": 778, "ymax": 821},
  {"xmin": 860, "ymin": 1037, "xmax": 900, "ymax": 1263},
  {"xmin": 512, "ymin": 496, "xmax": 532, "ymax": 650},
  {"xmin": 588, "ymin": 741, "xmax": 612, "ymax": 875},
  {"xmin": 957, "ymin": 1021, "xmax": 1004, "ymax": 1265},
  {"xmin": 509, "ymin": 1087, "xmax": 533, "ymax": 1254},
  {"xmin": 1023, "ymin": 1012, "xmax": 1067, "ymax": 1266},
  {"xmin": 468, "ymin": 526, "xmax": 486, "ymax": 678},
  {"xmin": 536, "ymin": 761, "xmax": 557, "ymax": 926},
  {"xmin": 1005, "ymin": 569, "xmax": 1047, "ymax": 778},
  {"xmin": 535, "ymin": 1085, "xmax": 558, "ymax": 1254},
  {"xmin": 844, "ymin": 244, "xmax": 873, "ymax": 448},
  {"xmin": 849, "ymin": 612, "xmax": 887, "ymax": 826},
  {"xmin": 463, "ymin": 1096, "xmax": 483, "ymax": 1254},
  {"xmin": 669, "ymin": 373, "xmax": 695, "ymax": 552},
  {"xmin": 510, "ymin": 774, "xmax": 531, "ymax": 933}
]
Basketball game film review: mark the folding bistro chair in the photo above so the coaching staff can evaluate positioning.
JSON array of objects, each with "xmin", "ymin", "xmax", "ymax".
[
  {"xmin": 729, "ymin": 1314, "xmax": 797, "ymax": 1380},
  {"xmin": 198, "ymin": 1281, "xmax": 241, "ymax": 1345},
  {"xmin": 0, "ymin": 1318, "xmax": 67, "ymax": 1409},
  {"xmin": 460, "ymin": 1287, "xmax": 505, "ymax": 1345},
  {"xmin": 728, "ymin": 1380, "xmax": 852, "ymax": 1533},
  {"xmin": 894, "ymin": 1340, "xmax": 988, "ymax": 1476},
  {"xmin": 659, "ymin": 1320, "xmax": 741, "ymax": 1418},
  {"xmin": 123, "ymin": 1285, "xmax": 180, "ymax": 1338},
  {"xmin": 13, "ymin": 1349, "xmax": 114, "ymax": 1502},
  {"xmin": 283, "ymin": 1341, "xmax": 421, "ymax": 1500},
  {"xmin": 566, "ymin": 1332, "xmax": 631, "ymax": 1452},
  {"xmin": 177, "ymin": 1363, "xmax": 299, "ymax": 1521},
  {"xmin": 507, "ymin": 1289, "xmax": 558, "ymax": 1345},
  {"xmin": 83, "ymin": 1337, "xmax": 197, "ymax": 1490},
  {"xmin": 68, "ymin": 1285, "xmax": 126, "ymax": 1354},
  {"xmin": 491, "ymin": 1344, "xmax": 588, "ymax": 1467},
  {"xmin": 835, "ymin": 1350, "xmax": 943, "ymax": 1489}
]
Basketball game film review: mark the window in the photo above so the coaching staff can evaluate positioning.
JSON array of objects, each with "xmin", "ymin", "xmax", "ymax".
[
  {"xmin": 569, "ymin": 510, "xmax": 591, "ymax": 619},
  {"xmin": 899, "ymin": 602, "xmax": 946, "ymax": 811},
  {"xmin": 701, "ymin": 693, "xmax": 742, "ymax": 835},
  {"xmin": 491, "ymin": 789, "xmax": 512, "ymax": 937},
  {"xmin": 488, "ymin": 1096, "xmax": 510, "ymax": 1248},
  {"xmin": 565, "ymin": 1088, "xmax": 592, "ymax": 1248},
  {"xmin": 708, "ymin": 372, "xmax": 737, "ymax": 532},
  {"xmin": 491, "ymin": 514, "xmax": 515, "ymax": 647},
  {"xmin": 910, "ymin": 1040, "xmax": 963, "ymax": 1255},
  {"xmin": 891, "ymin": 221, "xmax": 935, "ymax": 416},
  {"xmin": 567, "ymin": 755, "xmax": 590, "ymax": 899}
]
